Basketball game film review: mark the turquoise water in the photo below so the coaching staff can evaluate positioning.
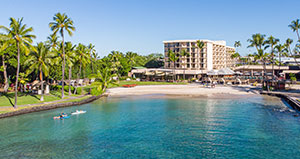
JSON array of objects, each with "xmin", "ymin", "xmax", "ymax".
[{"xmin": 0, "ymin": 95, "xmax": 300, "ymax": 158}]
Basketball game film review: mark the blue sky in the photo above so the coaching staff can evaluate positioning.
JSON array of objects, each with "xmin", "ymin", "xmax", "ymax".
[{"xmin": 0, "ymin": 0, "xmax": 299, "ymax": 57}]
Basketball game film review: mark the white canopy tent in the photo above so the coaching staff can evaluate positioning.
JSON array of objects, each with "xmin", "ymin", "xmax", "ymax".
[{"xmin": 207, "ymin": 68, "xmax": 235, "ymax": 76}]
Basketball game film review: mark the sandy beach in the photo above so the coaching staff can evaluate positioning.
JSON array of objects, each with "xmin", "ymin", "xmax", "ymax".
[{"xmin": 107, "ymin": 84, "xmax": 260, "ymax": 98}]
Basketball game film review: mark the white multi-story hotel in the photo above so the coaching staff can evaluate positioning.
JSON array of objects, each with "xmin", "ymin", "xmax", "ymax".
[
  {"xmin": 163, "ymin": 39, "xmax": 236, "ymax": 71},
  {"xmin": 130, "ymin": 39, "xmax": 237, "ymax": 80}
]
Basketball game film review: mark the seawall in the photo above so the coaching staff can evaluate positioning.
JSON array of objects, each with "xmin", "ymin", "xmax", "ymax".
[{"xmin": 0, "ymin": 94, "xmax": 107, "ymax": 119}]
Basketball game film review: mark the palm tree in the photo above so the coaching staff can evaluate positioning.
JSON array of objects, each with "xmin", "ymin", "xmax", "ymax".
[
  {"xmin": 180, "ymin": 49, "xmax": 190, "ymax": 80},
  {"xmin": 247, "ymin": 33, "xmax": 266, "ymax": 51},
  {"xmin": 254, "ymin": 49, "xmax": 269, "ymax": 89},
  {"xmin": 91, "ymin": 51, "xmax": 100, "ymax": 72},
  {"xmin": 196, "ymin": 40, "xmax": 205, "ymax": 68},
  {"xmin": 289, "ymin": 19, "xmax": 300, "ymax": 41},
  {"xmin": 274, "ymin": 44, "xmax": 286, "ymax": 71},
  {"xmin": 65, "ymin": 42, "xmax": 76, "ymax": 95},
  {"xmin": 18, "ymin": 72, "xmax": 29, "ymax": 92},
  {"xmin": 108, "ymin": 51, "xmax": 122, "ymax": 80},
  {"xmin": 168, "ymin": 50, "xmax": 178, "ymax": 81},
  {"xmin": 49, "ymin": 12, "xmax": 75, "ymax": 99},
  {"xmin": 0, "ymin": 17, "xmax": 36, "ymax": 108},
  {"xmin": 230, "ymin": 51, "xmax": 241, "ymax": 65},
  {"xmin": 234, "ymin": 41, "xmax": 241, "ymax": 54},
  {"xmin": 254, "ymin": 49, "xmax": 269, "ymax": 69},
  {"xmin": 87, "ymin": 43, "xmax": 96, "ymax": 73},
  {"xmin": 284, "ymin": 38, "xmax": 300, "ymax": 66},
  {"xmin": 76, "ymin": 43, "xmax": 90, "ymax": 80},
  {"xmin": 126, "ymin": 52, "xmax": 137, "ymax": 70},
  {"xmin": 247, "ymin": 54, "xmax": 254, "ymax": 65},
  {"xmin": 231, "ymin": 52, "xmax": 240, "ymax": 59},
  {"xmin": 25, "ymin": 42, "xmax": 52, "ymax": 101},
  {"xmin": 248, "ymin": 33, "xmax": 268, "ymax": 89},
  {"xmin": 234, "ymin": 41, "xmax": 241, "ymax": 48},
  {"xmin": 265, "ymin": 36, "xmax": 279, "ymax": 79},
  {"xmin": 0, "ymin": 33, "xmax": 11, "ymax": 92},
  {"xmin": 90, "ymin": 67, "xmax": 117, "ymax": 92},
  {"xmin": 47, "ymin": 33, "xmax": 59, "ymax": 48}
]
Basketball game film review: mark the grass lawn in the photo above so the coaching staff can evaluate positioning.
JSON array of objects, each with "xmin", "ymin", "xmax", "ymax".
[
  {"xmin": 1, "ymin": 81, "xmax": 187, "ymax": 108},
  {"xmin": 57, "ymin": 95, "xmax": 92, "ymax": 104},
  {"xmin": 0, "ymin": 95, "xmax": 93, "ymax": 115},
  {"xmin": 0, "ymin": 92, "xmax": 61, "ymax": 107}
]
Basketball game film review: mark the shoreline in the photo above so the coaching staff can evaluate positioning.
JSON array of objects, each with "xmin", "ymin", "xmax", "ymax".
[
  {"xmin": 0, "ymin": 84, "xmax": 288, "ymax": 119},
  {"xmin": 0, "ymin": 94, "xmax": 107, "ymax": 119}
]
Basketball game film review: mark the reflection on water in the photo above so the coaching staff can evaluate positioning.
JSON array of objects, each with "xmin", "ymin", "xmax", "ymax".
[{"xmin": 0, "ymin": 95, "xmax": 300, "ymax": 158}]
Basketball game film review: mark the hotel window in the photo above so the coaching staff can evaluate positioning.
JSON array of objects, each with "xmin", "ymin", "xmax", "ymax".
[
  {"xmin": 177, "ymin": 64, "xmax": 180, "ymax": 67},
  {"xmin": 192, "ymin": 64, "xmax": 195, "ymax": 68},
  {"xmin": 187, "ymin": 59, "xmax": 190, "ymax": 62},
  {"xmin": 187, "ymin": 64, "xmax": 190, "ymax": 68}
]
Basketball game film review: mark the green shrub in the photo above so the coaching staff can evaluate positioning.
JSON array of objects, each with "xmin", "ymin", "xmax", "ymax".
[
  {"xmin": 76, "ymin": 87, "xmax": 82, "ymax": 95},
  {"xmin": 50, "ymin": 85, "xmax": 61, "ymax": 90},
  {"xmin": 119, "ymin": 76, "xmax": 129, "ymax": 80},
  {"xmin": 290, "ymin": 73, "xmax": 297, "ymax": 82},
  {"xmin": 51, "ymin": 85, "xmax": 74, "ymax": 92},
  {"xmin": 91, "ymin": 87, "xmax": 103, "ymax": 96},
  {"xmin": 64, "ymin": 86, "xmax": 75, "ymax": 92},
  {"xmin": 91, "ymin": 82, "xmax": 101, "ymax": 86}
]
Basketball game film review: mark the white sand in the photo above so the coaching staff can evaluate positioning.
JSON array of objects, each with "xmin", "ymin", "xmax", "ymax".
[{"xmin": 107, "ymin": 84, "xmax": 259, "ymax": 98}]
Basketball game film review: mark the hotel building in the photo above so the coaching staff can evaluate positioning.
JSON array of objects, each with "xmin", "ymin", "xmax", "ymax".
[
  {"xmin": 163, "ymin": 39, "xmax": 236, "ymax": 71},
  {"xmin": 130, "ymin": 39, "xmax": 237, "ymax": 80}
]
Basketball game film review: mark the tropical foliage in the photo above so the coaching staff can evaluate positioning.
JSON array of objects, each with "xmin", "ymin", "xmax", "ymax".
[
  {"xmin": 0, "ymin": 13, "xmax": 165, "ymax": 108},
  {"xmin": 0, "ymin": 17, "xmax": 36, "ymax": 108}
]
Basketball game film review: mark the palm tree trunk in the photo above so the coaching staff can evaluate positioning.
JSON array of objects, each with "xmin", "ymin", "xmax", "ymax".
[
  {"xmin": 79, "ymin": 62, "xmax": 82, "ymax": 80},
  {"xmin": 84, "ymin": 67, "xmax": 86, "ymax": 79},
  {"xmin": 279, "ymin": 52, "xmax": 281, "ymax": 73},
  {"xmin": 263, "ymin": 60, "xmax": 269, "ymax": 91},
  {"xmin": 288, "ymin": 46, "xmax": 300, "ymax": 67},
  {"xmin": 183, "ymin": 68, "xmax": 186, "ymax": 81},
  {"xmin": 14, "ymin": 42, "xmax": 20, "ymax": 108},
  {"xmin": 61, "ymin": 31, "xmax": 65, "ymax": 99},
  {"xmin": 2, "ymin": 54, "xmax": 8, "ymax": 92},
  {"xmin": 272, "ymin": 52, "xmax": 274, "ymax": 79},
  {"xmin": 173, "ymin": 61, "xmax": 176, "ymax": 82},
  {"xmin": 91, "ymin": 55, "xmax": 94, "ymax": 74},
  {"xmin": 92, "ymin": 62, "xmax": 94, "ymax": 74},
  {"xmin": 68, "ymin": 66, "xmax": 72, "ymax": 96},
  {"xmin": 40, "ymin": 70, "xmax": 44, "ymax": 102},
  {"xmin": 296, "ymin": 30, "xmax": 300, "ymax": 42}
]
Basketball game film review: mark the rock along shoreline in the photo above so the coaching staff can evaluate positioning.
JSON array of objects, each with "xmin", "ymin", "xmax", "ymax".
[{"xmin": 0, "ymin": 94, "xmax": 108, "ymax": 119}]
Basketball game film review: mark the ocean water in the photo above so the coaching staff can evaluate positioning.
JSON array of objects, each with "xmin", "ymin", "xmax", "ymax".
[{"xmin": 0, "ymin": 95, "xmax": 299, "ymax": 159}]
